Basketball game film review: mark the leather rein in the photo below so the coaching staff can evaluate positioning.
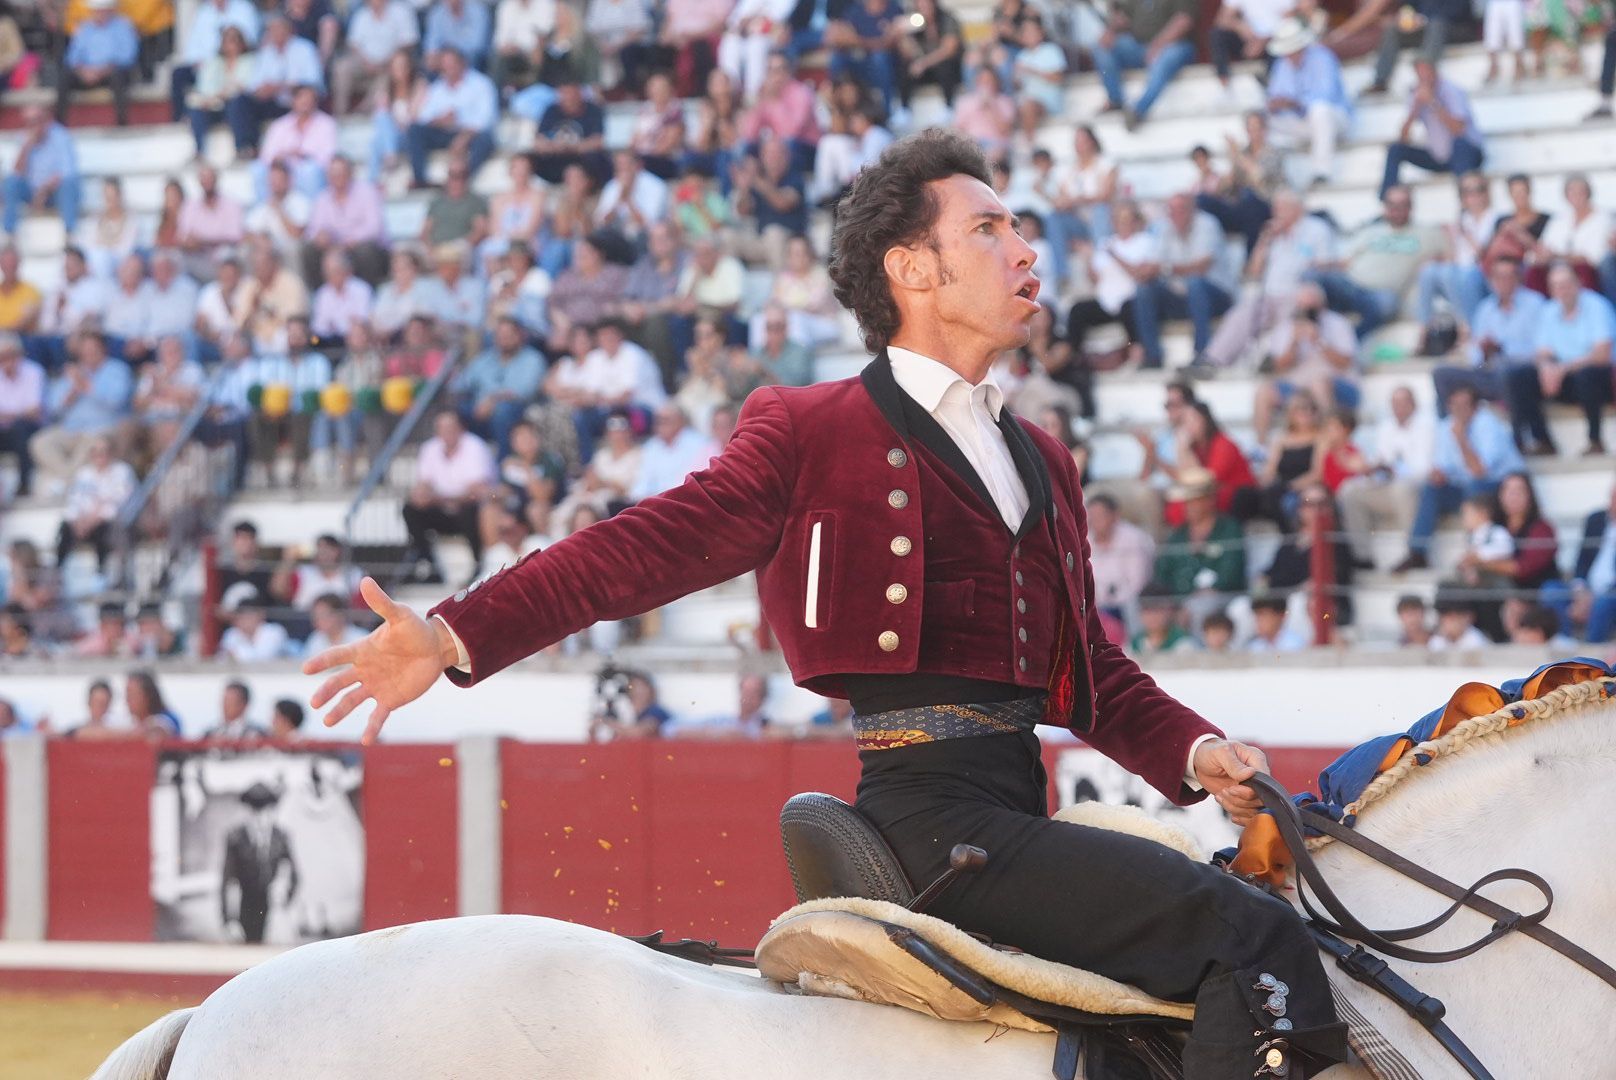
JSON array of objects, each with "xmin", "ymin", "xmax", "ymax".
[{"xmin": 1246, "ymin": 772, "xmax": 1616, "ymax": 1079}]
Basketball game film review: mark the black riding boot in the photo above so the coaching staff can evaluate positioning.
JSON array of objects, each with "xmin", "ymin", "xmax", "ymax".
[{"xmin": 1181, "ymin": 964, "xmax": 1348, "ymax": 1079}]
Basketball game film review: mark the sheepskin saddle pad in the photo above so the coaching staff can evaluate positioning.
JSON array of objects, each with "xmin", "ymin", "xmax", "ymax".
[{"xmin": 754, "ymin": 803, "xmax": 1202, "ymax": 1034}]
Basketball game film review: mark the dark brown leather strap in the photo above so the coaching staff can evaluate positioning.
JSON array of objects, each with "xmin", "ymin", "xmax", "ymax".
[{"xmin": 1247, "ymin": 773, "xmax": 1616, "ymax": 993}]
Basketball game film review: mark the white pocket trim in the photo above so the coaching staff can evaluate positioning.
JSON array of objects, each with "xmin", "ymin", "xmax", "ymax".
[{"xmin": 804, "ymin": 520, "xmax": 823, "ymax": 628}]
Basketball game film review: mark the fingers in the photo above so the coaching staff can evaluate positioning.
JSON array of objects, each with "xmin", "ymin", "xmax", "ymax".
[
  {"xmin": 302, "ymin": 642, "xmax": 359, "ymax": 678},
  {"xmin": 362, "ymin": 703, "xmax": 391, "ymax": 747},
  {"xmin": 310, "ymin": 668, "xmax": 361, "ymax": 710},
  {"xmin": 359, "ymin": 575, "xmax": 401, "ymax": 622},
  {"xmin": 1217, "ymin": 743, "xmax": 1259, "ymax": 781},
  {"xmin": 322, "ymin": 685, "xmax": 374, "ymax": 729},
  {"xmin": 1234, "ymin": 742, "xmax": 1272, "ymax": 775}
]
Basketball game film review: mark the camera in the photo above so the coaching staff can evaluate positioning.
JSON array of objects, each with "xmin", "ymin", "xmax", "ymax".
[{"xmin": 592, "ymin": 662, "xmax": 637, "ymax": 725}]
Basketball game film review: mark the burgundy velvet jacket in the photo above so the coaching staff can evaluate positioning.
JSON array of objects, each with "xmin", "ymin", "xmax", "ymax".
[{"xmin": 430, "ymin": 354, "xmax": 1222, "ymax": 801}]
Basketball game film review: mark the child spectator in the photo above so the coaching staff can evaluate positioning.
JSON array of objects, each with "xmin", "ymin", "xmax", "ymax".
[
  {"xmin": 1430, "ymin": 596, "xmax": 1490, "ymax": 651},
  {"xmin": 1200, "ymin": 611, "xmax": 1235, "ymax": 652},
  {"xmin": 1246, "ymin": 594, "xmax": 1307, "ymax": 653},
  {"xmin": 1130, "ymin": 583, "xmax": 1197, "ymax": 654},
  {"xmin": 1396, "ymin": 593, "xmax": 1432, "ymax": 647},
  {"xmin": 1457, "ymin": 494, "xmax": 1515, "ymax": 590}
]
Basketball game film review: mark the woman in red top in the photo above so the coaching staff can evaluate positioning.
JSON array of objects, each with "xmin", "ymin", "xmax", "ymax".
[
  {"xmin": 1318, "ymin": 406, "xmax": 1369, "ymax": 493},
  {"xmin": 1162, "ymin": 401, "xmax": 1255, "ymax": 528}
]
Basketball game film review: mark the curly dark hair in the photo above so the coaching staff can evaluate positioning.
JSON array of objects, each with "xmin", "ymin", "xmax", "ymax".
[{"xmin": 827, "ymin": 129, "xmax": 993, "ymax": 354}]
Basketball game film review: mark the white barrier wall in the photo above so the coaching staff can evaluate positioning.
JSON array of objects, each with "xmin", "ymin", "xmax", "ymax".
[{"xmin": 0, "ymin": 649, "xmax": 1567, "ymax": 747}]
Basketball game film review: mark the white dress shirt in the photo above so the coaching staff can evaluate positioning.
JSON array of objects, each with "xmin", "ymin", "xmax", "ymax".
[{"xmin": 887, "ymin": 346, "xmax": 1029, "ymax": 531}]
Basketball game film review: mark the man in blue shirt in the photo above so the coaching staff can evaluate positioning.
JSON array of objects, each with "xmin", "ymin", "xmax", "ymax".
[
  {"xmin": 59, "ymin": 0, "xmax": 139, "ymax": 126},
  {"xmin": 824, "ymin": 0, "xmax": 903, "ymax": 113},
  {"xmin": 2, "ymin": 106, "xmax": 81, "ymax": 235},
  {"xmin": 455, "ymin": 316, "xmax": 545, "ymax": 456},
  {"xmin": 227, "ymin": 14, "xmax": 324, "ymax": 152},
  {"xmin": 730, "ymin": 138, "xmax": 807, "ymax": 267},
  {"xmin": 1504, "ymin": 261, "xmax": 1616, "ymax": 457},
  {"xmin": 1433, "ymin": 256, "xmax": 1545, "ymax": 408},
  {"xmin": 1265, "ymin": 19, "xmax": 1351, "ymax": 188},
  {"xmin": 424, "ymin": 0, "xmax": 491, "ymax": 71},
  {"xmin": 527, "ymin": 75, "xmax": 607, "ymax": 184},
  {"xmin": 407, "ymin": 47, "xmax": 499, "ymax": 186},
  {"xmin": 1393, "ymin": 383, "xmax": 1524, "ymax": 572},
  {"xmin": 27, "ymin": 331, "xmax": 133, "ymax": 493},
  {"xmin": 1086, "ymin": 0, "xmax": 1198, "ymax": 129}
]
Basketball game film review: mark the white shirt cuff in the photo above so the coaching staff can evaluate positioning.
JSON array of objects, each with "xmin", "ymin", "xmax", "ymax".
[
  {"xmin": 432, "ymin": 614, "xmax": 472, "ymax": 673},
  {"xmin": 1182, "ymin": 732, "xmax": 1219, "ymax": 791}
]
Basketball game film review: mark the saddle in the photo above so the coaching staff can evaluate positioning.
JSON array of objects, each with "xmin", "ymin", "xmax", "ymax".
[{"xmin": 757, "ymin": 792, "xmax": 1196, "ymax": 1080}]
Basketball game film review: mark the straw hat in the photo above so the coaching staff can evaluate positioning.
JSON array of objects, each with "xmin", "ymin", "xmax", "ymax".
[
  {"xmin": 1167, "ymin": 466, "xmax": 1218, "ymax": 503},
  {"xmin": 1268, "ymin": 17, "xmax": 1317, "ymax": 57}
]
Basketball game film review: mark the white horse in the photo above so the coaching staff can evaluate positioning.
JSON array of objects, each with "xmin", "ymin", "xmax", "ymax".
[{"xmin": 93, "ymin": 685, "xmax": 1616, "ymax": 1080}]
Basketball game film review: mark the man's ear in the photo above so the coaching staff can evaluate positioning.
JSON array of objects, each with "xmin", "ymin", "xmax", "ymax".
[{"xmin": 883, "ymin": 244, "xmax": 933, "ymax": 296}]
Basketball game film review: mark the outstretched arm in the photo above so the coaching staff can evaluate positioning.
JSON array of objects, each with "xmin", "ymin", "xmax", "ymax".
[{"xmin": 306, "ymin": 389, "xmax": 799, "ymax": 741}]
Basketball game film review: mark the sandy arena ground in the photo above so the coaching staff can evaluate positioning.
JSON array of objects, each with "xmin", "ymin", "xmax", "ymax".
[{"xmin": 0, "ymin": 991, "xmax": 203, "ymax": 1080}]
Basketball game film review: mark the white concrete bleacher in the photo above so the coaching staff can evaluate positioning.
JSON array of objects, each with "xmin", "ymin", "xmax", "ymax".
[{"xmin": 1, "ymin": 35, "xmax": 1614, "ymax": 647}]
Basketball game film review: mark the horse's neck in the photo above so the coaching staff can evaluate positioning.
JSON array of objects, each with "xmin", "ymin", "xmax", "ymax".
[{"xmin": 1307, "ymin": 702, "xmax": 1616, "ymax": 1078}]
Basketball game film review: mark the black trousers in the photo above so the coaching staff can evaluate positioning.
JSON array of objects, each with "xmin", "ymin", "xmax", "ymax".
[
  {"xmin": 856, "ymin": 731, "xmax": 1346, "ymax": 1077},
  {"xmin": 1209, "ymin": 27, "xmax": 1272, "ymax": 81},
  {"xmin": 1067, "ymin": 297, "xmax": 1139, "ymax": 357},
  {"xmin": 57, "ymin": 66, "xmax": 132, "ymax": 126},
  {"xmin": 1503, "ymin": 360, "xmax": 1612, "ymax": 449},
  {"xmin": 1603, "ymin": 27, "xmax": 1616, "ymax": 96},
  {"xmin": 56, "ymin": 519, "xmax": 113, "ymax": 572},
  {"xmin": 0, "ymin": 418, "xmax": 38, "ymax": 495},
  {"xmin": 403, "ymin": 500, "xmax": 482, "ymax": 567}
]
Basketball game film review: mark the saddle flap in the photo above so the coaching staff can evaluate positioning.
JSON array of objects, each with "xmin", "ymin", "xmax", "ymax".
[{"xmin": 779, "ymin": 792, "xmax": 914, "ymax": 905}]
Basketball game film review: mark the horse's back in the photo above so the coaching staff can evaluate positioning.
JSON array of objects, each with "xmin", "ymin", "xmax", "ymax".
[{"xmin": 166, "ymin": 914, "xmax": 1053, "ymax": 1080}]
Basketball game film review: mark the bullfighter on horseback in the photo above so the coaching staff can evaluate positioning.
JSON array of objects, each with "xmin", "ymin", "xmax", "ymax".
[{"xmin": 306, "ymin": 128, "xmax": 1349, "ymax": 1079}]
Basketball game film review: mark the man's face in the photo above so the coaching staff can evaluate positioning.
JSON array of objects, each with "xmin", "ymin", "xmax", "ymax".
[
  {"xmin": 1088, "ymin": 500, "xmax": 1116, "ymax": 539},
  {"xmin": 0, "ymin": 347, "xmax": 19, "ymax": 373},
  {"xmin": 1391, "ymin": 387, "xmax": 1415, "ymax": 424},
  {"xmin": 653, "ymin": 408, "xmax": 683, "ymax": 440},
  {"xmin": 693, "ymin": 242, "xmax": 719, "ymax": 273},
  {"xmin": 267, "ymin": 19, "xmax": 290, "ymax": 46},
  {"xmin": 559, "ymin": 83, "xmax": 582, "ymax": 110},
  {"xmin": 1550, "ymin": 266, "xmax": 1580, "ymax": 306},
  {"xmin": 199, "ymin": 167, "xmax": 218, "ymax": 196},
  {"xmin": 1383, "ymin": 190, "xmax": 1412, "ymax": 227},
  {"xmin": 313, "ymin": 602, "xmax": 346, "ymax": 637},
  {"xmin": 231, "ymin": 530, "xmax": 257, "ymax": 562},
  {"xmin": 1167, "ymin": 195, "xmax": 1192, "ymax": 232},
  {"xmin": 88, "ymin": 439, "xmax": 111, "ymax": 468},
  {"xmin": 1139, "ymin": 605, "xmax": 1171, "ymax": 633},
  {"xmin": 739, "ymin": 675, "xmax": 766, "ymax": 716},
  {"xmin": 1272, "ymin": 193, "xmax": 1303, "ymax": 230},
  {"xmin": 1185, "ymin": 492, "xmax": 1214, "ymax": 522},
  {"xmin": 287, "ymin": 320, "xmax": 310, "ymax": 352},
  {"xmin": 223, "ymin": 687, "xmax": 247, "ymax": 720},
  {"xmin": 0, "ymin": 250, "xmax": 18, "ymax": 279},
  {"xmin": 1489, "ymin": 261, "xmax": 1519, "ymax": 299},
  {"xmin": 1164, "ymin": 389, "xmax": 1188, "ymax": 427},
  {"xmin": 495, "ymin": 321, "xmax": 523, "ymax": 353},
  {"xmin": 647, "ymin": 224, "xmax": 676, "ymax": 260},
  {"xmin": 597, "ymin": 326, "xmax": 623, "ymax": 354},
  {"xmin": 435, "ymin": 412, "xmax": 463, "ymax": 447},
  {"xmin": 315, "ymin": 538, "xmax": 341, "ymax": 568},
  {"xmin": 613, "ymin": 152, "xmax": 638, "ymax": 185},
  {"xmin": 761, "ymin": 139, "xmax": 790, "ymax": 178},
  {"xmin": 764, "ymin": 316, "xmax": 787, "ymax": 349},
  {"xmin": 269, "ymin": 164, "xmax": 291, "ymax": 197},
  {"xmin": 764, "ymin": 56, "xmax": 789, "ymax": 92},
  {"xmin": 1253, "ymin": 608, "xmax": 1284, "ymax": 638},
  {"xmin": 902, "ymin": 175, "xmax": 1039, "ymax": 353},
  {"xmin": 152, "ymin": 256, "xmax": 177, "ymax": 287},
  {"xmin": 1399, "ymin": 606, "xmax": 1425, "ymax": 634},
  {"xmin": 1448, "ymin": 389, "xmax": 1477, "ymax": 423},
  {"xmin": 442, "ymin": 51, "xmax": 466, "ymax": 81},
  {"xmin": 328, "ymin": 158, "xmax": 351, "ymax": 191}
]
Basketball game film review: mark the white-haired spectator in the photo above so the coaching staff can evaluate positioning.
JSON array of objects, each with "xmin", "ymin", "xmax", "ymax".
[
  {"xmin": 372, "ymin": 249, "xmax": 430, "ymax": 341},
  {"xmin": 103, "ymin": 253, "xmax": 150, "ymax": 351},
  {"xmin": 125, "ymin": 251, "xmax": 200, "ymax": 367},
  {"xmin": 29, "ymin": 334, "xmax": 133, "ymax": 494},
  {"xmin": 54, "ymin": 434, "xmax": 135, "ymax": 573},
  {"xmin": 749, "ymin": 305, "xmax": 816, "ymax": 387}
]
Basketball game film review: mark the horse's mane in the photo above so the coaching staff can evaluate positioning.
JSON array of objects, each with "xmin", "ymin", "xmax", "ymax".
[{"xmin": 1310, "ymin": 676, "xmax": 1616, "ymax": 854}]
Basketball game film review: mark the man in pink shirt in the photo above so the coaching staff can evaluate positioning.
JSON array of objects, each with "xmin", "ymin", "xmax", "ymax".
[
  {"xmin": 738, "ymin": 52, "xmax": 819, "ymax": 167},
  {"xmin": 177, "ymin": 164, "xmax": 246, "ymax": 280},
  {"xmin": 402, "ymin": 410, "xmax": 495, "ymax": 584},
  {"xmin": 255, "ymin": 84, "xmax": 338, "ymax": 200},
  {"xmin": 303, "ymin": 155, "xmax": 389, "ymax": 284}
]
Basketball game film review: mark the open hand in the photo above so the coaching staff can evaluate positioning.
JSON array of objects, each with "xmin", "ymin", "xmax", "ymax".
[
  {"xmin": 303, "ymin": 577, "xmax": 455, "ymax": 744},
  {"xmin": 1193, "ymin": 738, "xmax": 1270, "ymax": 826}
]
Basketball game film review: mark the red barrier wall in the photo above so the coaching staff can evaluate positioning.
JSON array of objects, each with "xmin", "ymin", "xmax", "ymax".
[
  {"xmin": 47, "ymin": 740, "xmax": 154, "ymax": 941},
  {"xmin": 362, "ymin": 743, "xmax": 460, "ymax": 930},
  {"xmin": 501, "ymin": 741, "xmax": 860, "ymax": 943}
]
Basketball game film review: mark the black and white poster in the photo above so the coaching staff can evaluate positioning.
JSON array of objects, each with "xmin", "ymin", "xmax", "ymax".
[
  {"xmin": 151, "ymin": 747, "xmax": 365, "ymax": 944},
  {"xmin": 1051, "ymin": 747, "xmax": 1241, "ymax": 855}
]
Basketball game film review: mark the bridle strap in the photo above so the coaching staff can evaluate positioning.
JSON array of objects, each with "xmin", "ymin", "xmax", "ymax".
[{"xmin": 1247, "ymin": 773, "xmax": 1616, "ymax": 993}]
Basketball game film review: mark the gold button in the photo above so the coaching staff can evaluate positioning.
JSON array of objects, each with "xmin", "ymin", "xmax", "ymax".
[
  {"xmin": 1018, "ymin": 627, "xmax": 1028, "ymax": 643},
  {"xmin": 1265, "ymin": 1049, "xmax": 1285, "ymax": 1069},
  {"xmin": 890, "ymin": 535, "xmax": 912, "ymax": 557},
  {"xmin": 1018, "ymin": 656, "xmax": 1027, "ymax": 672},
  {"xmin": 887, "ymin": 448, "xmax": 907, "ymax": 468},
  {"xmin": 888, "ymin": 489, "xmax": 909, "ymax": 510},
  {"xmin": 1066, "ymin": 552, "xmax": 1075, "ymax": 571},
  {"xmin": 1016, "ymin": 597, "xmax": 1026, "ymax": 614},
  {"xmin": 1014, "ymin": 570, "xmax": 1024, "ymax": 586},
  {"xmin": 885, "ymin": 583, "xmax": 908, "ymax": 604},
  {"xmin": 878, "ymin": 630, "xmax": 900, "ymax": 652}
]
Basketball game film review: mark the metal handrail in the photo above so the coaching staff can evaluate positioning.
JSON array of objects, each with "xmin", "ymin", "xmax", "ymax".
[{"xmin": 341, "ymin": 350, "xmax": 462, "ymax": 546}]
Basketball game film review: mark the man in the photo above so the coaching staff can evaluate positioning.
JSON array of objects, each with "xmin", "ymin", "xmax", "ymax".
[
  {"xmin": 595, "ymin": 149, "xmax": 669, "ymax": 243},
  {"xmin": 1506, "ymin": 261, "xmax": 1616, "ymax": 457},
  {"xmin": 1542, "ymin": 484, "xmax": 1616, "ymax": 642},
  {"xmin": 671, "ymin": 234, "xmax": 745, "ymax": 357},
  {"xmin": 630, "ymin": 403, "xmax": 712, "ymax": 502},
  {"xmin": 303, "ymin": 592, "xmax": 367, "ymax": 655},
  {"xmin": 574, "ymin": 316, "xmax": 666, "ymax": 454},
  {"xmin": 247, "ymin": 315, "xmax": 334, "ymax": 489},
  {"xmin": 34, "ymin": 247, "xmax": 105, "ymax": 373},
  {"xmin": 1133, "ymin": 193, "xmax": 1233, "ymax": 369},
  {"xmin": 750, "ymin": 305, "xmax": 815, "ymax": 387},
  {"xmin": 1357, "ymin": 0, "xmax": 1464, "ymax": 96},
  {"xmin": 59, "ymin": 0, "xmax": 139, "ymax": 126},
  {"xmin": 666, "ymin": 673, "xmax": 774, "ymax": 738},
  {"xmin": 332, "ymin": 0, "xmax": 420, "ymax": 114},
  {"xmin": 490, "ymin": 0, "xmax": 556, "ymax": 91},
  {"xmin": 1392, "ymin": 384, "xmax": 1523, "ymax": 572},
  {"xmin": 418, "ymin": 243, "xmax": 486, "ymax": 350},
  {"xmin": 307, "ymin": 130, "xmax": 1347, "ymax": 1079},
  {"xmin": 0, "ymin": 334, "xmax": 44, "ymax": 498},
  {"xmin": 730, "ymin": 139, "xmax": 807, "ymax": 271},
  {"xmin": 1209, "ymin": 0, "xmax": 1287, "ymax": 90},
  {"xmin": 310, "ymin": 250, "xmax": 373, "ymax": 346},
  {"xmin": 424, "ymin": 0, "xmax": 492, "ymax": 71},
  {"xmin": 235, "ymin": 241, "xmax": 311, "ymax": 353},
  {"xmin": 616, "ymin": 221, "xmax": 687, "ymax": 371},
  {"xmin": 230, "ymin": 15, "xmax": 324, "ymax": 154},
  {"xmin": 422, "ymin": 158, "xmax": 490, "ymax": 248},
  {"xmin": 220, "ymin": 593, "xmax": 292, "ymax": 661},
  {"xmin": 2, "ymin": 106, "xmax": 81, "ymax": 235},
  {"xmin": 1432, "ymin": 256, "xmax": 1545, "ymax": 407},
  {"xmin": 403, "ymin": 410, "xmax": 496, "ymax": 584},
  {"xmin": 303, "ymin": 156, "xmax": 388, "ymax": 285},
  {"xmin": 1087, "ymin": 0, "xmax": 1197, "ymax": 129},
  {"xmin": 1086, "ymin": 492, "xmax": 1155, "ymax": 626},
  {"xmin": 528, "ymin": 76, "xmax": 607, "ymax": 185},
  {"xmin": 246, "ymin": 161, "xmax": 313, "ymax": 265},
  {"xmin": 256, "ymin": 83, "xmax": 338, "ymax": 202},
  {"xmin": 737, "ymin": 52, "xmax": 820, "ymax": 162},
  {"xmin": 170, "ymin": 0, "xmax": 260, "ymax": 121},
  {"xmin": 1380, "ymin": 59, "xmax": 1483, "ymax": 198},
  {"xmin": 177, "ymin": 165, "xmax": 246, "ymax": 280},
  {"xmin": 406, "ymin": 47, "xmax": 498, "ymax": 188},
  {"xmin": 221, "ymin": 782, "xmax": 297, "ymax": 944},
  {"xmin": 54, "ymin": 434, "xmax": 135, "ymax": 572},
  {"xmin": 270, "ymin": 699, "xmax": 307, "ymax": 740},
  {"xmin": 29, "ymin": 333, "xmax": 132, "ymax": 493},
  {"xmin": 1152, "ymin": 467, "xmax": 1247, "ymax": 629},
  {"xmin": 275, "ymin": 533, "xmax": 363, "ymax": 610},
  {"xmin": 588, "ymin": 669, "xmax": 671, "ymax": 740},
  {"xmin": 1201, "ymin": 188, "xmax": 1335, "ymax": 368},
  {"xmin": 1264, "ymin": 19, "xmax": 1351, "ymax": 189},
  {"xmin": 456, "ymin": 315, "xmax": 545, "ymax": 456},
  {"xmin": 1252, "ymin": 282, "xmax": 1358, "ymax": 445},
  {"xmin": 204, "ymin": 681, "xmax": 270, "ymax": 742},
  {"xmin": 1308, "ymin": 185, "xmax": 1443, "ymax": 340}
]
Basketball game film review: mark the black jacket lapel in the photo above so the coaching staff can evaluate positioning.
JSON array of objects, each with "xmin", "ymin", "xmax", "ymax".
[
  {"xmin": 998, "ymin": 408, "xmax": 1052, "ymax": 542},
  {"xmin": 861, "ymin": 352, "xmax": 998, "ymax": 516}
]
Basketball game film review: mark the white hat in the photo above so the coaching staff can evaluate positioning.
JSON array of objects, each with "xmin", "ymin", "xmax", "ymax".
[
  {"xmin": 1268, "ymin": 17, "xmax": 1317, "ymax": 57},
  {"xmin": 87, "ymin": 0, "xmax": 120, "ymax": 10}
]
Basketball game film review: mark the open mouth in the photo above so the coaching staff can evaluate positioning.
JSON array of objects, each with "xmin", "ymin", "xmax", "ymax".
[{"xmin": 1015, "ymin": 280, "xmax": 1040, "ymax": 304}]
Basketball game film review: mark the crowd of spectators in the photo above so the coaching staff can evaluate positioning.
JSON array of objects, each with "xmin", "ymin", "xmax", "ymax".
[{"xmin": 0, "ymin": 0, "xmax": 1614, "ymax": 668}]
